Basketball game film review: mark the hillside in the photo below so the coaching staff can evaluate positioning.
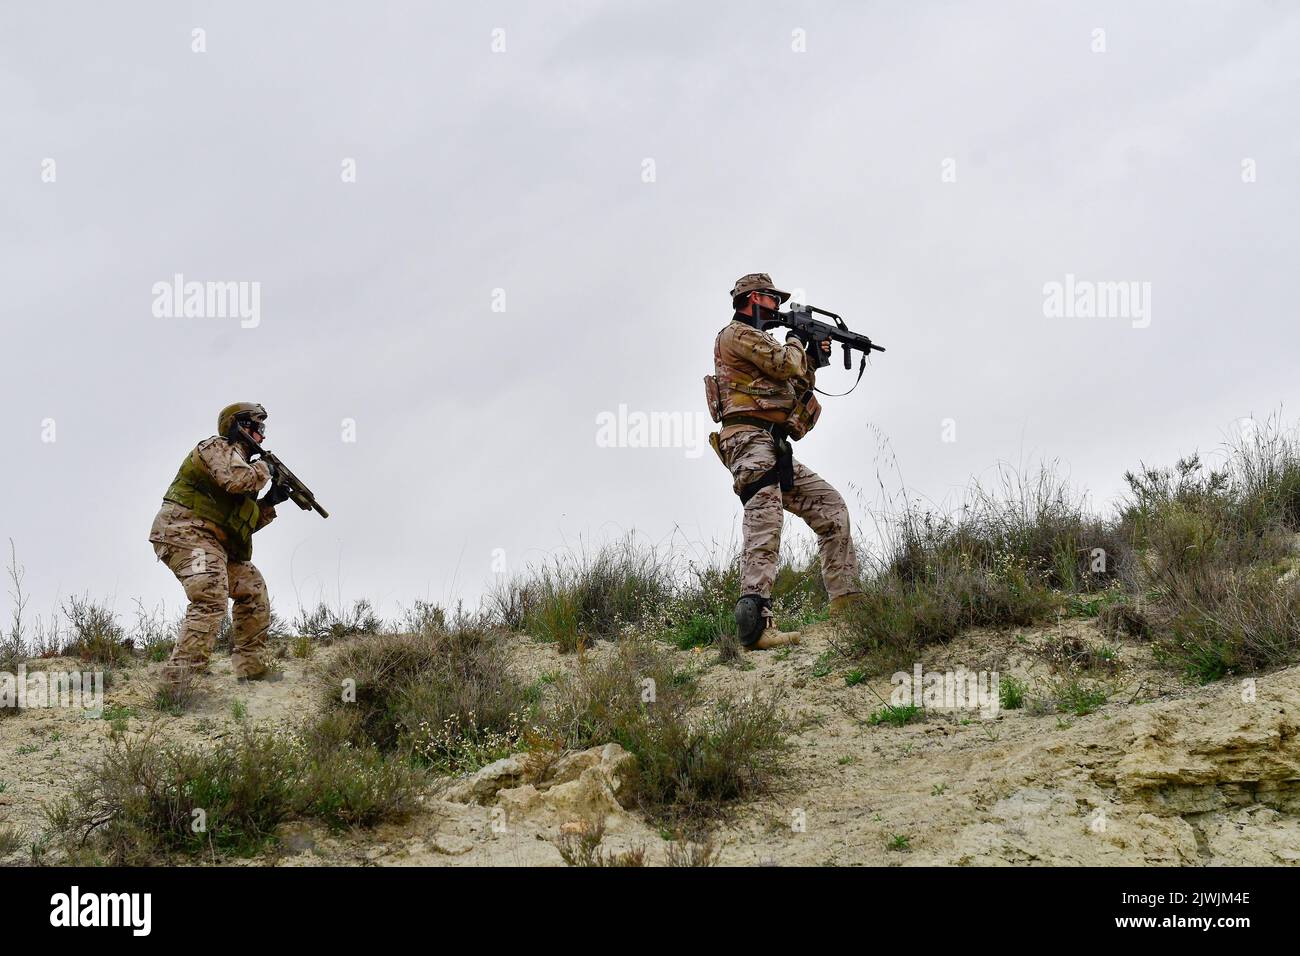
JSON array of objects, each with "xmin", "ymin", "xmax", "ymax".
[{"xmin": 3, "ymin": 614, "xmax": 1296, "ymax": 867}]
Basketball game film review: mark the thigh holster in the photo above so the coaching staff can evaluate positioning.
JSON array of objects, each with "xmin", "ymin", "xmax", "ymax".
[{"xmin": 726, "ymin": 419, "xmax": 795, "ymax": 505}]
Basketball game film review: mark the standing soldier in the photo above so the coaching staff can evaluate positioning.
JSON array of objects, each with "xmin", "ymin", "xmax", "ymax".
[
  {"xmin": 706, "ymin": 274, "xmax": 864, "ymax": 650},
  {"xmin": 149, "ymin": 403, "xmax": 289, "ymax": 686}
]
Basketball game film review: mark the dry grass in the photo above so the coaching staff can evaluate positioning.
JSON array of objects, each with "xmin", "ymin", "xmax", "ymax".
[
  {"xmin": 318, "ymin": 616, "xmax": 536, "ymax": 772},
  {"xmin": 46, "ymin": 724, "xmax": 425, "ymax": 864}
]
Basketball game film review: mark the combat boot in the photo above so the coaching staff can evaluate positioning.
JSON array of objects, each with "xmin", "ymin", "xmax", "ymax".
[{"xmin": 749, "ymin": 620, "xmax": 802, "ymax": 650}]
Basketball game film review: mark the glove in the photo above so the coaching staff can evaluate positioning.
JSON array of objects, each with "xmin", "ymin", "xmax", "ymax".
[
  {"xmin": 786, "ymin": 329, "xmax": 809, "ymax": 348},
  {"xmin": 262, "ymin": 483, "xmax": 291, "ymax": 507}
]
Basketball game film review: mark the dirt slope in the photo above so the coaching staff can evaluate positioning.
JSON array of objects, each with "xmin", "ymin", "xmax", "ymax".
[{"xmin": 2, "ymin": 621, "xmax": 1296, "ymax": 867}]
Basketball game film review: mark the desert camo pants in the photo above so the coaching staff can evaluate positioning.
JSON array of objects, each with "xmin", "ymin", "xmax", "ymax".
[
  {"xmin": 151, "ymin": 527, "xmax": 270, "ymax": 682},
  {"xmin": 719, "ymin": 427, "xmax": 861, "ymax": 600}
]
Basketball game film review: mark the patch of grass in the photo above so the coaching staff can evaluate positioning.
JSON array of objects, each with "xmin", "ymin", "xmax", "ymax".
[
  {"xmin": 46, "ymin": 725, "xmax": 424, "ymax": 864},
  {"xmin": 1040, "ymin": 631, "xmax": 1123, "ymax": 674},
  {"xmin": 998, "ymin": 675, "xmax": 1027, "ymax": 710},
  {"xmin": 544, "ymin": 640, "xmax": 788, "ymax": 824},
  {"xmin": 63, "ymin": 596, "xmax": 130, "ymax": 665},
  {"xmin": 1066, "ymin": 590, "xmax": 1127, "ymax": 618},
  {"xmin": 152, "ymin": 678, "xmax": 199, "ymax": 715},
  {"xmin": 665, "ymin": 611, "xmax": 729, "ymax": 651},
  {"xmin": 100, "ymin": 705, "xmax": 136, "ymax": 722},
  {"xmin": 318, "ymin": 619, "xmax": 535, "ymax": 773},
  {"xmin": 843, "ymin": 557, "xmax": 1059, "ymax": 669},
  {"xmin": 146, "ymin": 641, "xmax": 174, "ymax": 663},
  {"xmin": 0, "ymin": 824, "xmax": 23, "ymax": 856},
  {"xmin": 1046, "ymin": 677, "xmax": 1110, "ymax": 716},
  {"xmin": 887, "ymin": 833, "xmax": 911, "ymax": 852},
  {"xmin": 663, "ymin": 831, "xmax": 722, "ymax": 867},
  {"xmin": 294, "ymin": 600, "xmax": 383, "ymax": 644},
  {"xmin": 131, "ymin": 599, "xmax": 178, "ymax": 663},
  {"xmin": 553, "ymin": 821, "xmax": 646, "ymax": 867},
  {"xmin": 811, "ymin": 651, "xmax": 835, "ymax": 678},
  {"xmin": 488, "ymin": 537, "xmax": 829, "ymax": 657},
  {"xmin": 231, "ymin": 699, "xmax": 247, "ymax": 721},
  {"xmin": 1097, "ymin": 600, "xmax": 1152, "ymax": 640},
  {"xmin": 844, "ymin": 668, "xmax": 867, "ymax": 686},
  {"xmin": 865, "ymin": 703, "xmax": 923, "ymax": 727},
  {"xmin": 490, "ymin": 537, "xmax": 675, "ymax": 652},
  {"xmin": 1162, "ymin": 575, "xmax": 1300, "ymax": 683}
]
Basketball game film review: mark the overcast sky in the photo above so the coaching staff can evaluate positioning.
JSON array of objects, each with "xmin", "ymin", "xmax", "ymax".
[{"xmin": 3, "ymin": 1, "xmax": 1298, "ymax": 630}]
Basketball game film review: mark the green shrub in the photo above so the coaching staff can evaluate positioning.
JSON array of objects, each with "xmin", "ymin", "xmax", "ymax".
[
  {"xmin": 865, "ymin": 703, "xmax": 923, "ymax": 727},
  {"xmin": 294, "ymin": 600, "xmax": 383, "ymax": 644},
  {"xmin": 319, "ymin": 623, "xmax": 535, "ymax": 772},
  {"xmin": 63, "ymin": 596, "xmax": 129, "ymax": 665},
  {"xmin": 46, "ymin": 726, "xmax": 423, "ymax": 863},
  {"xmin": 543, "ymin": 641, "xmax": 786, "ymax": 822},
  {"xmin": 489, "ymin": 538, "xmax": 675, "ymax": 651},
  {"xmin": 998, "ymin": 675, "xmax": 1027, "ymax": 710},
  {"xmin": 1163, "ymin": 575, "xmax": 1300, "ymax": 682}
]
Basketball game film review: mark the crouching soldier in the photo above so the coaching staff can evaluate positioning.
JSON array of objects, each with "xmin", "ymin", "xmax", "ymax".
[
  {"xmin": 150, "ymin": 403, "xmax": 289, "ymax": 685},
  {"xmin": 706, "ymin": 274, "xmax": 865, "ymax": 650}
]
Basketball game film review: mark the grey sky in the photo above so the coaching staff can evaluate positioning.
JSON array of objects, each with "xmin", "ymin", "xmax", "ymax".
[{"xmin": 3, "ymin": 1, "xmax": 1298, "ymax": 628}]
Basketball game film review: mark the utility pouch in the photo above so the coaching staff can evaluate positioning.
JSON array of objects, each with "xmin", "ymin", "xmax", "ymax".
[
  {"xmin": 708, "ymin": 430, "xmax": 726, "ymax": 466},
  {"xmin": 785, "ymin": 389, "xmax": 822, "ymax": 441},
  {"xmin": 703, "ymin": 375, "xmax": 723, "ymax": 423}
]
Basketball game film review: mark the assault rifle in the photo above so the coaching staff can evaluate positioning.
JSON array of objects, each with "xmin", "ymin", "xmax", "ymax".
[
  {"xmin": 757, "ymin": 302, "xmax": 886, "ymax": 378},
  {"xmin": 233, "ymin": 425, "xmax": 330, "ymax": 519}
]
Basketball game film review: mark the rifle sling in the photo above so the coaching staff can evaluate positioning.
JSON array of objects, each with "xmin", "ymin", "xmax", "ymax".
[{"xmin": 813, "ymin": 351, "xmax": 868, "ymax": 398}]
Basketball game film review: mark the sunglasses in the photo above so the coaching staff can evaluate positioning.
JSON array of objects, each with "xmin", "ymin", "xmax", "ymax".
[{"xmin": 241, "ymin": 420, "xmax": 267, "ymax": 436}]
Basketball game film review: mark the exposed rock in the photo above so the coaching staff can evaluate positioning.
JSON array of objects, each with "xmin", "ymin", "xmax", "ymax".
[
  {"xmin": 1114, "ymin": 691, "xmax": 1300, "ymax": 815},
  {"xmin": 443, "ymin": 743, "xmax": 637, "ymax": 831},
  {"xmin": 440, "ymin": 753, "xmax": 527, "ymax": 804}
]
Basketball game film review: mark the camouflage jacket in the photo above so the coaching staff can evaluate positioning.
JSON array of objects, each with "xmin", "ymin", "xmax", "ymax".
[{"xmin": 714, "ymin": 315, "xmax": 812, "ymax": 439}]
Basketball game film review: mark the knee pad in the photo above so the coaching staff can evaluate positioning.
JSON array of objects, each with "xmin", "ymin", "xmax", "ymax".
[{"xmin": 735, "ymin": 594, "xmax": 772, "ymax": 647}]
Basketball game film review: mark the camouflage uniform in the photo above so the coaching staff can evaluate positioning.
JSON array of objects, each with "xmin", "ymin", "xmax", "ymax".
[
  {"xmin": 149, "ymin": 436, "xmax": 276, "ymax": 682},
  {"xmin": 711, "ymin": 274, "xmax": 862, "ymax": 605}
]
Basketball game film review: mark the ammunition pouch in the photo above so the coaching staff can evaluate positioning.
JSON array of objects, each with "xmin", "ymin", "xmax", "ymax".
[{"xmin": 785, "ymin": 387, "xmax": 822, "ymax": 441}]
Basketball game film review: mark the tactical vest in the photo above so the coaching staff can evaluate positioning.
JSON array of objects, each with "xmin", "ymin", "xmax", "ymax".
[
  {"xmin": 707, "ymin": 321, "xmax": 799, "ymax": 425},
  {"xmin": 163, "ymin": 443, "xmax": 262, "ymax": 561}
]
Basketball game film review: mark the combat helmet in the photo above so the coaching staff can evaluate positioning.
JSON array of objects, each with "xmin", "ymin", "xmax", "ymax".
[{"xmin": 217, "ymin": 402, "xmax": 268, "ymax": 438}]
